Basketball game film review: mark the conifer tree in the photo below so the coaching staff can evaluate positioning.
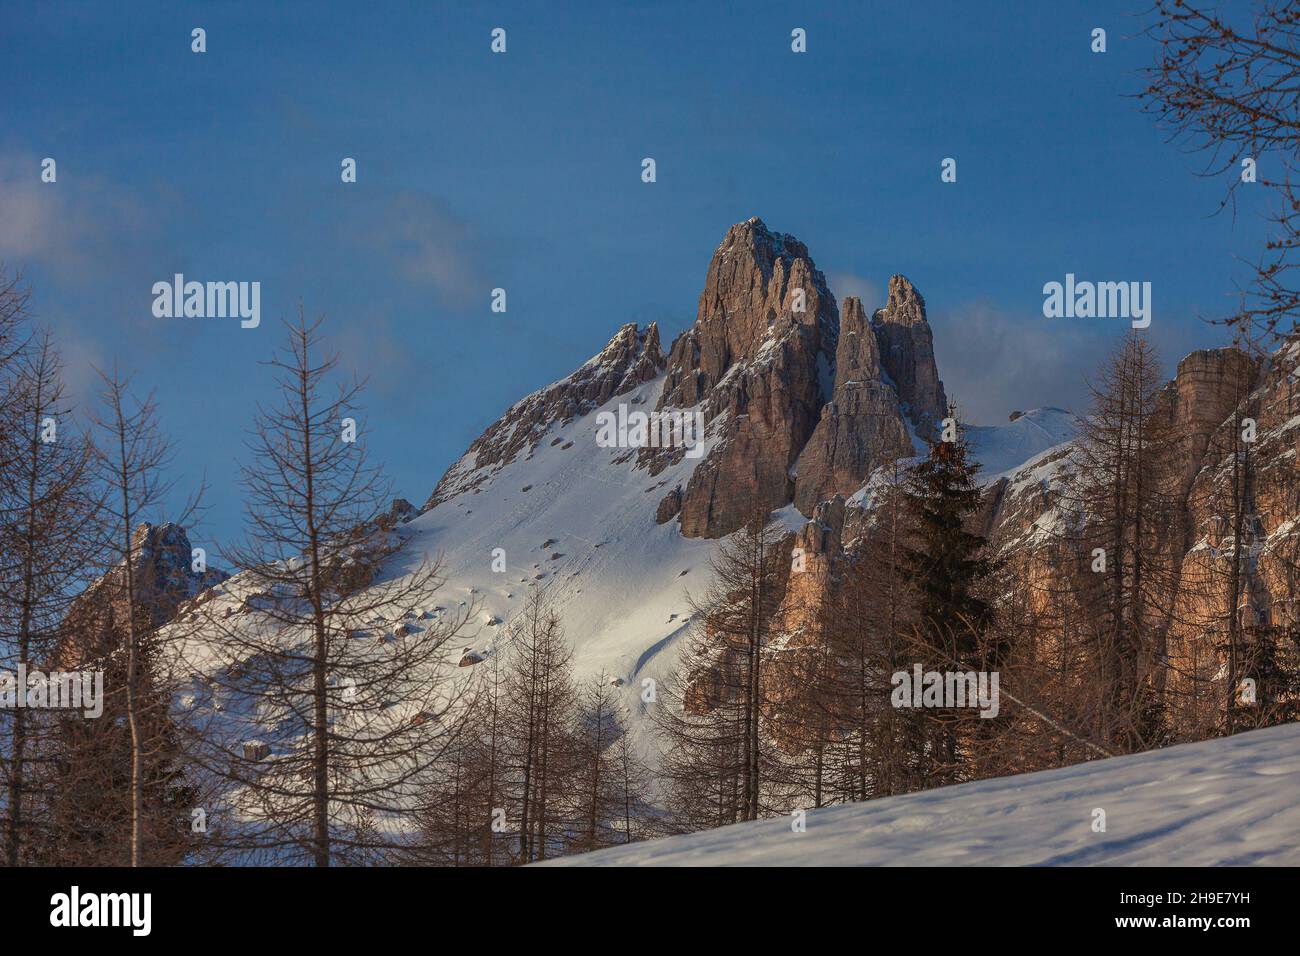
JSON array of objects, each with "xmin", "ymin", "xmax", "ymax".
[
  {"xmin": 898, "ymin": 412, "xmax": 997, "ymax": 784},
  {"xmin": 656, "ymin": 509, "xmax": 786, "ymax": 827},
  {"xmin": 0, "ymin": 326, "xmax": 101, "ymax": 864},
  {"xmin": 568, "ymin": 674, "xmax": 632, "ymax": 853},
  {"xmin": 79, "ymin": 367, "xmax": 201, "ymax": 866},
  {"xmin": 608, "ymin": 712, "xmax": 653, "ymax": 845},
  {"xmin": 501, "ymin": 587, "xmax": 576, "ymax": 864}
]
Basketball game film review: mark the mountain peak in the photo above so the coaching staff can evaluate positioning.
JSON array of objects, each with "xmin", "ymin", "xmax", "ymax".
[
  {"xmin": 872, "ymin": 272, "xmax": 947, "ymax": 441},
  {"xmin": 60, "ymin": 523, "xmax": 227, "ymax": 667},
  {"xmin": 716, "ymin": 216, "xmax": 811, "ymax": 266},
  {"xmin": 422, "ymin": 220, "xmax": 954, "ymax": 536},
  {"xmin": 793, "ymin": 294, "xmax": 913, "ymax": 513},
  {"xmin": 647, "ymin": 219, "xmax": 838, "ymax": 536},
  {"xmin": 882, "ymin": 273, "xmax": 925, "ymax": 317}
]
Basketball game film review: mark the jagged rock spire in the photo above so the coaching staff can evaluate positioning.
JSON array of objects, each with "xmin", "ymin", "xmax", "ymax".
[
  {"xmin": 793, "ymin": 296, "xmax": 913, "ymax": 513},
  {"xmin": 872, "ymin": 274, "xmax": 948, "ymax": 442},
  {"xmin": 651, "ymin": 217, "xmax": 837, "ymax": 537},
  {"xmin": 424, "ymin": 220, "xmax": 951, "ymax": 535}
]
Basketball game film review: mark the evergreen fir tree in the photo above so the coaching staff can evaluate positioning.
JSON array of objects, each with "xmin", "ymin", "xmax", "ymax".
[
  {"xmin": 901, "ymin": 419, "xmax": 996, "ymax": 663},
  {"xmin": 899, "ymin": 413, "xmax": 998, "ymax": 783}
]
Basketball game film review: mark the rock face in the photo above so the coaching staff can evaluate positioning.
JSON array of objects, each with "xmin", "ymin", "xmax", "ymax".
[
  {"xmin": 780, "ymin": 495, "xmax": 845, "ymax": 638},
  {"xmin": 650, "ymin": 217, "xmax": 839, "ymax": 538},
  {"xmin": 78, "ymin": 522, "xmax": 226, "ymax": 627},
  {"xmin": 388, "ymin": 498, "xmax": 417, "ymax": 524},
  {"xmin": 872, "ymin": 274, "xmax": 948, "ymax": 441},
  {"xmin": 60, "ymin": 523, "xmax": 227, "ymax": 666},
  {"xmin": 759, "ymin": 496, "xmax": 849, "ymax": 750},
  {"xmin": 425, "ymin": 322, "xmax": 665, "ymax": 508},
  {"xmin": 973, "ymin": 340, "xmax": 1300, "ymax": 738},
  {"xmin": 984, "ymin": 348, "xmax": 1263, "ymax": 564},
  {"xmin": 1159, "ymin": 348, "xmax": 1260, "ymax": 499},
  {"xmin": 428, "ymin": 218, "xmax": 951, "ymax": 538},
  {"xmin": 743, "ymin": 335, "xmax": 1295, "ymax": 754},
  {"xmin": 793, "ymin": 296, "xmax": 914, "ymax": 514},
  {"xmin": 644, "ymin": 229, "xmax": 946, "ymax": 535}
]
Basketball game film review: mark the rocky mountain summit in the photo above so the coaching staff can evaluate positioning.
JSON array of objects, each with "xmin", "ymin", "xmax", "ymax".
[
  {"xmin": 647, "ymin": 219, "xmax": 951, "ymax": 538},
  {"xmin": 408, "ymin": 217, "xmax": 1299, "ymax": 738},
  {"xmin": 649, "ymin": 217, "xmax": 840, "ymax": 536},
  {"xmin": 792, "ymin": 294, "xmax": 913, "ymax": 514},
  {"xmin": 428, "ymin": 217, "xmax": 949, "ymax": 540},
  {"xmin": 871, "ymin": 274, "xmax": 948, "ymax": 441}
]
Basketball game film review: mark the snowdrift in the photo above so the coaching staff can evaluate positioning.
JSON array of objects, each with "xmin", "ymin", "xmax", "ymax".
[{"xmin": 541, "ymin": 722, "xmax": 1300, "ymax": 866}]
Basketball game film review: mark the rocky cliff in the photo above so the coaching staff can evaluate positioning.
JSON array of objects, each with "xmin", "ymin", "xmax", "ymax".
[
  {"xmin": 792, "ymin": 296, "xmax": 914, "ymax": 514},
  {"xmin": 641, "ymin": 218, "xmax": 946, "ymax": 537},
  {"xmin": 424, "ymin": 217, "xmax": 948, "ymax": 540},
  {"xmin": 60, "ymin": 523, "xmax": 227, "ymax": 666},
  {"xmin": 967, "ymin": 342, "xmax": 1299, "ymax": 737},
  {"xmin": 872, "ymin": 274, "xmax": 948, "ymax": 441},
  {"xmin": 649, "ymin": 217, "xmax": 840, "ymax": 537}
]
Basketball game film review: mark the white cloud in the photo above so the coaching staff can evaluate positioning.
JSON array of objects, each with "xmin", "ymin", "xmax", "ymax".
[
  {"xmin": 0, "ymin": 151, "xmax": 164, "ymax": 279},
  {"xmin": 930, "ymin": 303, "xmax": 1109, "ymax": 425},
  {"xmin": 826, "ymin": 271, "xmax": 882, "ymax": 311},
  {"xmin": 353, "ymin": 192, "xmax": 487, "ymax": 309},
  {"xmin": 930, "ymin": 299, "xmax": 1230, "ymax": 426}
]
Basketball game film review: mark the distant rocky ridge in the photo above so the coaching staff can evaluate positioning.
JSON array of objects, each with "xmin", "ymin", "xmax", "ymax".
[
  {"xmin": 428, "ymin": 216, "xmax": 950, "ymax": 539},
  {"xmin": 773, "ymin": 338, "xmax": 1300, "ymax": 739},
  {"xmin": 425, "ymin": 323, "xmax": 666, "ymax": 509},
  {"xmin": 59, "ymin": 523, "xmax": 227, "ymax": 667}
]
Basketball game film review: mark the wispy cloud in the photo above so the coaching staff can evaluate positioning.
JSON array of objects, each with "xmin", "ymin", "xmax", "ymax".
[
  {"xmin": 929, "ymin": 302, "xmax": 1230, "ymax": 426},
  {"xmin": 931, "ymin": 304, "xmax": 1112, "ymax": 425},
  {"xmin": 54, "ymin": 330, "xmax": 111, "ymax": 409},
  {"xmin": 323, "ymin": 309, "xmax": 422, "ymax": 398},
  {"xmin": 826, "ymin": 271, "xmax": 882, "ymax": 311},
  {"xmin": 0, "ymin": 151, "xmax": 169, "ymax": 280},
  {"xmin": 351, "ymin": 192, "xmax": 488, "ymax": 309}
]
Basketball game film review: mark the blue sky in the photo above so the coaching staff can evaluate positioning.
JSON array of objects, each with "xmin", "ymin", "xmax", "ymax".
[{"xmin": 0, "ymin": 0, "xmax": 1273, "ymax": 549}]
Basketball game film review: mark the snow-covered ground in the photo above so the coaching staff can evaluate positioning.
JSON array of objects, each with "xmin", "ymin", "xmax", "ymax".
[
  {"xmin": 405, "ymin": 372, "xmax": 728, "ymax": 685},
  {"xmin": 967, "ymin": 407, "xmax": 1075, "ymax": 482},
  {"xmin": 541, "ymin": 722, "xmax": 1300, "ymax": 866}
]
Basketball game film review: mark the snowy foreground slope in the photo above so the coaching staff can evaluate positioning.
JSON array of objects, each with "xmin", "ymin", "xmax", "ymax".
[{"xmin": 541, "ymin": 723, "xmax": 1300, "ymax": 866}]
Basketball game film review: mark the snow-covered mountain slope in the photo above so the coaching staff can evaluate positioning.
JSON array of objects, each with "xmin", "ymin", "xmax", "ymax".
[
  {"xmin": 843, "ymin": 405, "xmax": 1074, "ymax": 518},
  {"xmin": 364, "ymin": 387, "xmax": 1073, "ymax": 735},
  {"xmin": 394, "ymin": 370, "xmax": 765, "ymax": 738},
  {"xmin": 166, "ymin": 360, "xmax": 1077, "ymax": 756},
  {"xmin": 966, "ymin": 407, "xmax": 1075, "ymax": 482},
  {"xmin": 541, "ymin": 722, "xmax": 1300, "ymax": 866}
]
